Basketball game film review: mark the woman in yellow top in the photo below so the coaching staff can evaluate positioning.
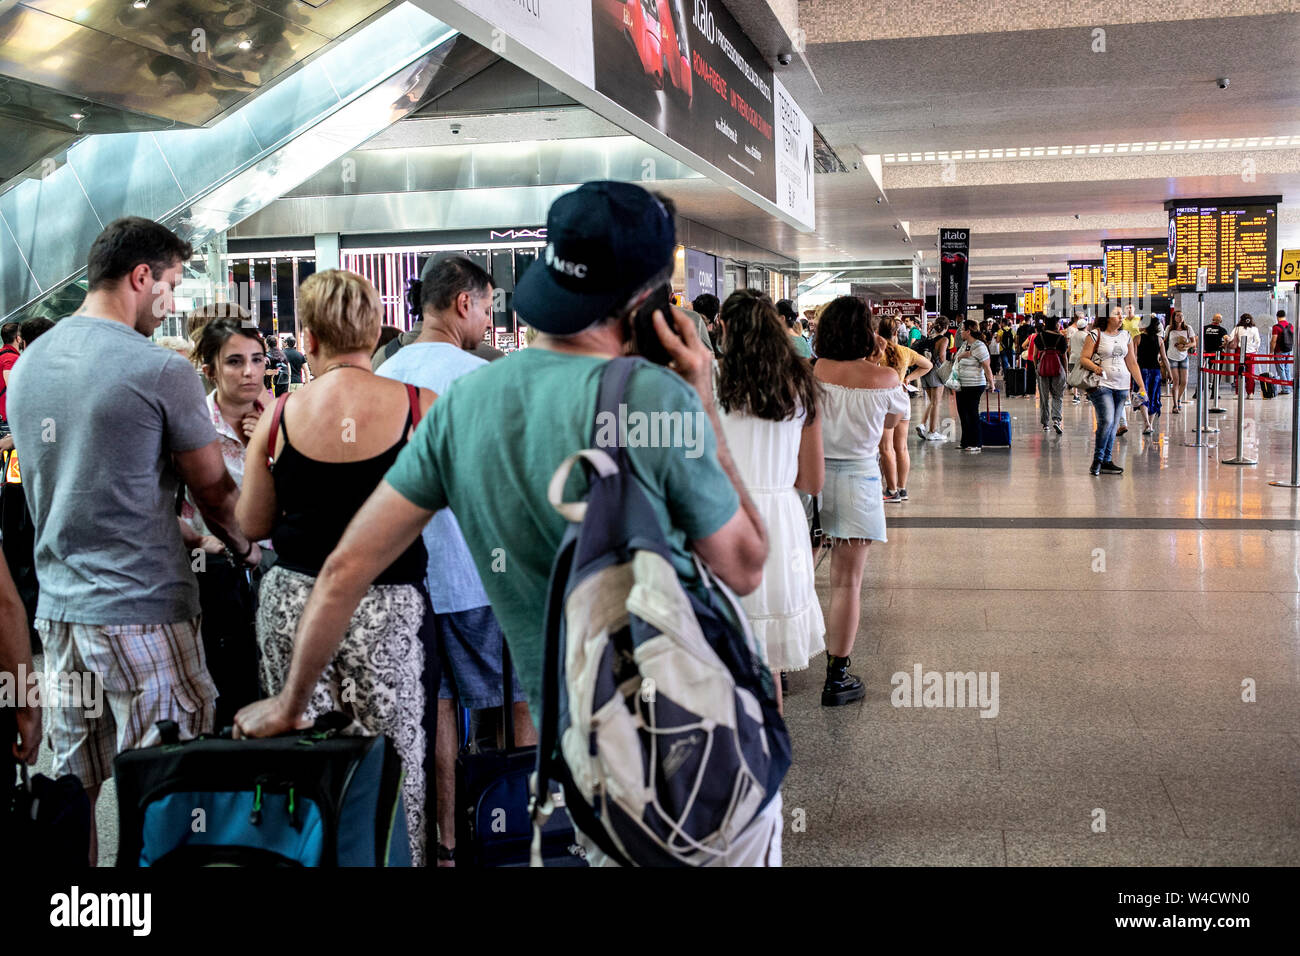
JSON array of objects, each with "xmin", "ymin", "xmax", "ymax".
[{"xmin": 874, "ymin": 316, "xmax": 932, "ymax": 502}]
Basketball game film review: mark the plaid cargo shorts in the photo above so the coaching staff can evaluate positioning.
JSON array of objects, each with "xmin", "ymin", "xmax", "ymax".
[{"xmin": 36, "ymin": 617, "xmax": 217, "ymax": 791}]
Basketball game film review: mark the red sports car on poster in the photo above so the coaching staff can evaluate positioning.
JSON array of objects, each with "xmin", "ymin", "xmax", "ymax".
[
  {"xmin": 659, "ymin": 0, "xmax": 693, "ymax": 106},
  {"xmin": 598, "ymin": 0, "xmax": 693, "ymax": 105}
]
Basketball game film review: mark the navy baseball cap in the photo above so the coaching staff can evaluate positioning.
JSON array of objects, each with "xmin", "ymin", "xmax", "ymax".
[{"xmin": 514, "ymin": 181, "xmax": 676, "ymax": 335}]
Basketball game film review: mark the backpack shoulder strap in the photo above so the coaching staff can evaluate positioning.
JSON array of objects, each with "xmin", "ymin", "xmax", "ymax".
[
  {"xmin": 265, "ymin": 391, "xmax": 290, "ymax": 469},
  {"xmin": 591, "ymin": 356, "xmax": 644, "ymax": 447}
]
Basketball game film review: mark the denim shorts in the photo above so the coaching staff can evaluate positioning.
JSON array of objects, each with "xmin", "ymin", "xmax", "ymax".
[
  {"xmin": 1168, "ymin": 357, "xmax": 1189, "ymax": 369},
  {"xmin": 820, "ymin": 457, "xmax": 887, "ymax": 543},
  {"xmin": 434, "ymin": 605, "xmax": 527, "ymax": 709}
]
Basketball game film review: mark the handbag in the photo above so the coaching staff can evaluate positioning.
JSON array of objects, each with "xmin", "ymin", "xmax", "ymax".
[{"xmin": 1066, "ymin": 333, "xmax": 1103, "ymax": 391}]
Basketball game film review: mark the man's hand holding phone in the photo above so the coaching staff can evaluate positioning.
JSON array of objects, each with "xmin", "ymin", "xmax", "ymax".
[{"xmin": 651, "ymin": 306, "xmax": 714, "ymax": 405}]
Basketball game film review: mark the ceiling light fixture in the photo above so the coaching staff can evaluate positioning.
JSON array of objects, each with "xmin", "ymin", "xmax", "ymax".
[
  {"xmin": 237, "ymin": 37, "xmax": 252, "ymax": 50},
  {"xmin": 132, "ymin": 0, "xmax": 149, "ymax": 8},
  {"xmin": 70, "ymin": 112, "xmax": 85, "ymax": 120}
]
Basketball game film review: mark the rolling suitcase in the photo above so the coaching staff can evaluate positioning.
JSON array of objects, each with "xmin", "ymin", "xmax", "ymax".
[
  {"xmin": 113, "ymin": 713, "xmax": 411, "ymax": 866},
  {"xmin": 979, "ymin": 390, "xmax": 1012, "ymax": 448},
  {"xmin": 453, "ymin": 640, "xmax": 585, "ymax": 867}
]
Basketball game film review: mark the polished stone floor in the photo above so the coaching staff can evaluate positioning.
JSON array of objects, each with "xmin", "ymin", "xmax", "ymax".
[{"xmin": 780, "ymin": 383, "xmax": 1300, "ymax": 866}]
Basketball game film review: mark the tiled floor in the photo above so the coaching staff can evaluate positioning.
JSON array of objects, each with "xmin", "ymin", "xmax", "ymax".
[{"xmin": 780, "ymin": 385, "xmax": 1300, "ymax": 866}]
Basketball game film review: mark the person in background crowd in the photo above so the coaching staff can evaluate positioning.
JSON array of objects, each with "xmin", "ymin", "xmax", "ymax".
[
  {"xmin": 907, "ymin": 317, "xmax": 923, "ymax": 347},
  {"xmin": 874, "ymin": 315, "xmax": 931, "ymax": 501},
  {"xmin": 1, "ymin": 551, "xmax": 39, "ymax": 786},
  {"xmin": 778, "ymin": 299, "xmax": 812, "ymax": 359},
  {"xmin": 812, "ymin": 297, "xmax": 906, "ymax": 706},
  {"xmin": 0, "ymin": 322, "xmax": 22, "ymax": 439},
  {"xmin": 917, "ymin": 315, "xmax": 950, "ymax": 442},
  {"xmin": 1227, "ymin": 314, "xmax": 1262, "ymax": 398},
  {"xmin": 156, "ymin": 335, "xmax": 193, "ymax": 358},
  {"xmin": 282, "ymin": 334, "xmax": 308, "ymax": 391},
  {"xmin": 373, "ymin": 324, "xmax": 403, "ymax": 363},
  {"xmin": 987, "ymin": 318, "xmax": 1002, "ymax": 375},
  {"xmin": 8, "ymin": 216, "xmax": 260, "ymax": 865},
  {"xmin": 1270, "ymin": 309, "xmax": 1293, "ymax": 395},
  {"xmin": 1199, "ymin": 313, "xmax": 1228, "ymax": 403},
  {"xmin": 693, "ymin": 292, "xmax": 723, "ymax": 355},
  {"xmin": 953, "ymin": 319, "xmax": 995, "ymax": 453},
  {"xmin": 1031, "ymin": 317, "xmax": 1068, "ymax": 434},
  {"xmin": 1164, "ymin": 311, "xmax": 1196, "ymax": 413},
  {"xmin": 1136, "ymin": 316, "xmax": 1172, "ymax": 435},
  {"xmin": 0, "ymin": 317, "xmax": 54, "ymax": 649},
  {"xmin": 179, "ymin": 310, "xmax": 272, "ymax": 727},
  {"xmin": 1120, "ymin": 304, "xmax": 1141, "ymax": 339},
  {"xmin": 716, "ymin": 290, "xmax": 825, "ymax": 711},
  {"xmin": 235, "ymin": 269, "xmax": 436, "ymax": 865},
  {"xmin": 375, "ymin": 253, "xmax": 533, "ymax": 867},
  {"xmin": 1079, "ymin": 311, "xmax": 1147, "ymax": 476},
  {"xmin": 264, "ymin": 335, "xmax": 289, "ymax": 397},
  {"xmin": 234, "ymin": 182, "xmax": 780, "ymax": 866},
  {"xmin": 1066, "ymin": 315, "xmax": 1090, "ymax": 404}
]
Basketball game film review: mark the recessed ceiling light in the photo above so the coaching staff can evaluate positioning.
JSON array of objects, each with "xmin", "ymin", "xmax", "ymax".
[
  {"xmin": 237, "ymin": 38, "xmax": 252, "ymax": 50},
  {"xmin": 132, "ymin": 0, "xmax": 149, "ymax": 8},
  {"xmin": 70, "ymin": 112, "xmax": 85, "ymax": 120}
]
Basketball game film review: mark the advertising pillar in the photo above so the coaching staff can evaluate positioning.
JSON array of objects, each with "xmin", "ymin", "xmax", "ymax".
[{"xmin": 938, "ymin": 228, "xmax": 970, "ymax": 319}]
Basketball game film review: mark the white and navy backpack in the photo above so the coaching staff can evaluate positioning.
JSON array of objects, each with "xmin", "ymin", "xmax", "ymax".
[{"xmin": 530, "ymin": 357, "xmax": 790, "ymax": 867}]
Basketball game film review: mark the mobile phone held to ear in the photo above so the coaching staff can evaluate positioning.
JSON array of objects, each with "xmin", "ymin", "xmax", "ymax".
[{"xmin": 632, "ymin": 284, "xmax": 678, "ymax": 365}]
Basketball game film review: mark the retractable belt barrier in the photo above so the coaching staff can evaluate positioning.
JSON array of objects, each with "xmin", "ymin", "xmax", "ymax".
[{"xmin": 1188, "ymin": 352, "xmax": 1293, "ymax": 387}]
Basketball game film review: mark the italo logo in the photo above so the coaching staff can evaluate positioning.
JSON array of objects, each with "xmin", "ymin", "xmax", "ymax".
[
  {"xmin": 544, "ymin": 243, "xmax": 588, "ymax": 278},
  {"xmin": 942, "ymin": 230, "xmax": 968, "ymax": 240}
]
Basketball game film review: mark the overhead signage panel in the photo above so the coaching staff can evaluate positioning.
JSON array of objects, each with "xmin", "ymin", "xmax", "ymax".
[
  {"xmin": 1165, "ymin": 197, "xmax": 1279, "ymax": 291},
  {"xmin": 434, "ymin": 0, "xmax": 815, "ymax": 231}
]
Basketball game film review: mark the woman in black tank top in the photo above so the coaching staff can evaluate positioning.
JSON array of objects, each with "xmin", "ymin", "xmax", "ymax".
[{"xmin": 232, "ymin": 270, "xmax": 436, "ymax": 865}]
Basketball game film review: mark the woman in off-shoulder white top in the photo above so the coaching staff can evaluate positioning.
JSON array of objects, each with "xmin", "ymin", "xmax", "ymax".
[{"xmin": 810, "ymin": 297, "xmax": 908, "ymax": 707}]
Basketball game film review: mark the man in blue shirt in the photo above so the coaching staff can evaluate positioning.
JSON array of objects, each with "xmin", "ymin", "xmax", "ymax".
[{"xmin": 376, "ymin": 254, "xmax": 533, "ymax": 867}]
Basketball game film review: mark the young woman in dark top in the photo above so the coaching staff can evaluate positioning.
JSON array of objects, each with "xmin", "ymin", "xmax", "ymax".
[
  {"xmin": 236, "ymin": 269, "xmax": 436, "ymax": 865},
  {"xmin": 1136, "ymin": 317, "xmax": 1172, "ymax": 435}
]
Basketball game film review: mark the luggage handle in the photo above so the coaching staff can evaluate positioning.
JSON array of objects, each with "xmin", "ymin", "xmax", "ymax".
[
  {"xmin": 984, "ymin": 388, "xmax": 1001, "ymax": 415},
  {"xmin": 171, "ymin": 711, "xmax": 350, "ymax": 743}
]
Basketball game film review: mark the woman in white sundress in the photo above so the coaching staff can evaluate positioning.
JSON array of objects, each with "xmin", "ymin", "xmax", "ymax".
[{"xmin": 716, "ymin": 290, "xmax": 826, "ymax": 711}]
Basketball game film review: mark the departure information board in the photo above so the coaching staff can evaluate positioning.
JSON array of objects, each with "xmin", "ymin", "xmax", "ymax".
[
  {"xmin": 1069, "ymin": 260, "xmax": 1103, "ymax": 306},
  {"xmin": 1165, "ymin": 198, "xmax": 1278, "ymax": 291},
  {"xmin": 1102, "ymin": 239, "xmax": 1169, "ymax": 301},
  {"xmin": 1032, "ymin": 282, "xmax": 1048, "ymax": 314}
]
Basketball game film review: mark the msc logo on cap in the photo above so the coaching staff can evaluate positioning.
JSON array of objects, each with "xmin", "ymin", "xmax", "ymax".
[{"xmin": 545, "ymin": 243, "xmax": 588, "ymax": 278}]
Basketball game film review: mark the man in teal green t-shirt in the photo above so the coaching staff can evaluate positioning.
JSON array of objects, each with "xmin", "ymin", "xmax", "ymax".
[{"xmin": 234, "ymin": 183, "xmax": 769, "ymax": 752}]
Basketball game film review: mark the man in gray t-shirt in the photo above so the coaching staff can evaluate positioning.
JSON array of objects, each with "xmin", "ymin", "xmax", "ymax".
[{"xmin": 7, "ymin": 216, "xmax": 260, "ymax": 864}]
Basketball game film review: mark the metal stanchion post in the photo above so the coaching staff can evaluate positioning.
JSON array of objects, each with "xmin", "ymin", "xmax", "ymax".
[
  {"xmin": 1270, "ymin": 281, "xmax": 1300, "ymax": 488},
  {"xmin": 1185, "ymin": 292, "xmax": 1219, "ymax": 445},
  {"xmin": 1223, "ymin": 337, "xmax": 1257, "ymax": 465}
]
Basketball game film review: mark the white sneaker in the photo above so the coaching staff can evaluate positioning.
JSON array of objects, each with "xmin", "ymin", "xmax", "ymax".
[
  {"xmin": 915, "ymin": 424, "xmax": 929, "ymax": 440},
  {"xmin": 927, "ymin": 431, "xmax": 948, "ymax": 442}
]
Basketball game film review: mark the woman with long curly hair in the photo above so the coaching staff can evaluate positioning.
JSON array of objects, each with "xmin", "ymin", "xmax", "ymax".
[
  {"xmin": 811, "ymin": 297, "xmax": 907, "ymax": 706},
  {"xmin": 716, "ymin": 290, "xmax": 825, "ymax": 709}
]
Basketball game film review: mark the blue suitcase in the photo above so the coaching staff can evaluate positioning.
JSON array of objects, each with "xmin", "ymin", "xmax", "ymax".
[{"xmin": 979, "ymin": 390, "xmax": 1012, "ymax": 447}]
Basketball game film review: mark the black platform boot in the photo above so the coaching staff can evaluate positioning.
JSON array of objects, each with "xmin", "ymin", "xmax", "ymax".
[
  {"xmin": 1089, "ymin": 457, "xmax": 1102, "ymax": 476},
  {"xmin": 1099, "ymin": 460, "xmax": 1124, "ymax": 474},
  {"xmin": 822, "ymin": 655, "xmax": 866, "ymax": 706}
]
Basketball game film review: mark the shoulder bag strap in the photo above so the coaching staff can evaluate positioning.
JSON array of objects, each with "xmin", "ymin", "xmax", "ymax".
[
  {"xmin": 404, "ymin": 383, "xmax": 422, "ymax": 429},
  {"xmin": 265, "ymin": 391, "xmax": 290, "ymax": 469}
]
